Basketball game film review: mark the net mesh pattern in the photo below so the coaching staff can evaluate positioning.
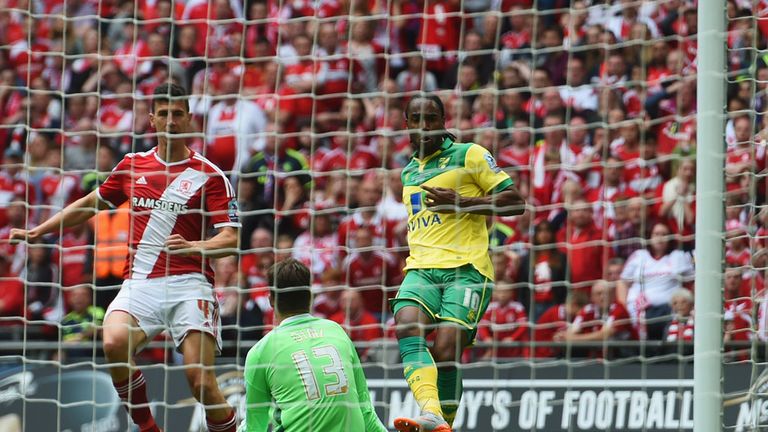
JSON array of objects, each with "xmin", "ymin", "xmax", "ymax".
[{"xmin": 0, "ymin": 0, "xmax": 759, "ymax": 430}]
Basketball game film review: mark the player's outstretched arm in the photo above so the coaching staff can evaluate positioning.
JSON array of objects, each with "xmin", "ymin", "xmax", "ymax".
[
  {"xmin": 351, "ymin": 345, "xmax": 388, "ymax": 432},
  {"xmin": 165, "ymin": 226, "xmax": 238, "ymax": 258},
  {"xmin": 9, "ymin": 190, "xmax": 106, "ymax": 242}
]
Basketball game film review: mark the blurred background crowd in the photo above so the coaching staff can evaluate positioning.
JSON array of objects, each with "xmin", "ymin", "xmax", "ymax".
[{"xmin": 0, "ymin": 0, "xmax": 766, "ymax": 363}]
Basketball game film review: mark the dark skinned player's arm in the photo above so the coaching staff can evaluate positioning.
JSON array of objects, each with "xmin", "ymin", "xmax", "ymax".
[{"xmin": 457, "ymin": 185, "xmax": 526, "ymax": 216}]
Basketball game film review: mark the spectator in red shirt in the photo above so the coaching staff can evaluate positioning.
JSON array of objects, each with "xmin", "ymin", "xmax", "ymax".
[
  {"xmin": 725, "ymin": 220, "xmax": 751, "ymax": 272},
  {"xmin": 0, "ymin": 252, "xmax": 24, "ymax": 322},
  {"xmin": 337, "ymin": 177, "xmax": 398, "ymax": 258},
  {"xmin": 559, "ymin": 281, "xmax": 635, "ymax": 359},
  {"xmin": 97, "ymin": 80, "xmax": 134, "ymax": 153},
  {"xmin": 315, "ymin": 22, "xmax": 361, "ymax": 113},
  {"xmin": 498, "ymin": 118, "xmax": 531, "ymax": 180},
  {"xmin": 6, "ymin": 16, "xmax": 49, "ymax": 86},
  {"xmin": 282, "ymin": 33, "xmax": 321, "ymax": 120},
  {"xmin": 477, "ymin": 281, "xmax": 529, "ymax": 359},
  {"xmin": 241, "ymin": 228, "xmax": 274, "ymax": 295},
  {"xmin": 291, "ymin": 209, "xmax": 339, "ymax": 282},
  {"xmin": 588, "ymin": 156, "xmax": 631, "ymax": 231},
  {"xmin": 38, "ymin": 167, "xmax": 82, "ymax": 224},
  {"xmin": 313, "ymin": 268, "xmax": 345, "ymax": 319},
  {"xmin": 557, "ymin": 199, "xmax": 608, "ymax": 290},
  {"xmin": 0, "ymin": 196, "xmax": 29, "ymax": 276},
  {"xmin": 654, "ymin": 80, "xmax": 697, "ymax": 156},
  {"xmin": 182, "ymin": 0, "xmax": 242, "ymax": 58},
  {"xmin": 329, "ymin": 289, "xmax": 383, "ymax": 361},
  {"xmin": 53, "ymin": 223, "xmax": 92, "ymax": 288},
  {"xmin": 498, "ymin": 4, "xmax": 533, "ymax": 70},
  {"xmin": 416, "ymin": 0, "xmax": 460, "ymax": 78},
  {"xmin": 530, "ymin": 112, "xmax": 569, "ymax": 208},
  {"xmin": 533, "ymin": 292, "xmax": 589, "ymax": 358},
  {"xmin": 616, "ymin": 124, "xmax": 662, "ymax": 199},
  {"xmin": 658, "ymin": 158, "xmax": 696, "ymax": 239},
  {"xmin": 727, "ymin": 115, "xmax": 765, "ymax": 191},
  {"xmin": 343, "ymin": 227, "xmax": 402, "ymax": 316},
  {"xmin": 724, "ymin": 267, "xmax": 753, "ymax": 347}
]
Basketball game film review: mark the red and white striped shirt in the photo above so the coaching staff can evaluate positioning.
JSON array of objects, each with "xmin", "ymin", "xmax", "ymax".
[
  {"xmin": 666, "ymin": 315, "xmax": 694, "ymax": 342},
  {"xmin": 97, "ymin": 147, "xmax": 240, "ymax": 283}
]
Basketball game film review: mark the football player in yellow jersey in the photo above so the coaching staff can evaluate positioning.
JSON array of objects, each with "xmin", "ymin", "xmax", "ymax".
[{"xmin": 391, "ymin": 95, "xmax": 526, "ymax": 432}]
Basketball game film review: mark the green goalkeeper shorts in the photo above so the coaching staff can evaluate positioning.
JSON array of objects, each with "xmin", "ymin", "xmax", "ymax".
[{"xmin": 390, "ymin": 264, "xmax": 492, "ymax": 342}]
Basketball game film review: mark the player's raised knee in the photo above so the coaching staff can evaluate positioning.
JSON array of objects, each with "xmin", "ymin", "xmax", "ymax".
[
  {"xmin": 394, "ymin": 306, "xmax": 430, "ymax": 340},
  {"xmin": 395, "ymin": 322, "xmax": 423, "ymax": 340}
]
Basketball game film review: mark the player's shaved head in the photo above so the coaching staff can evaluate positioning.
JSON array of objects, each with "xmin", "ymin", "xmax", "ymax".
[{"xmin": 268, "ymin": 258, "xmax": 312, "ymax": 315}]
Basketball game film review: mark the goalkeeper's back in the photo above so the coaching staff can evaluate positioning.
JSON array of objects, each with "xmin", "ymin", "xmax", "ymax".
[{"xmin": 241, "ymin": 258, "xmax": 386, "ymax": 432}]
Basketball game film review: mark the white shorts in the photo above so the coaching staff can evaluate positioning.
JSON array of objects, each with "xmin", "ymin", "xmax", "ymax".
[{"xmin": 106, "ymin": 273, "xmax": 223, "ymax": 355}]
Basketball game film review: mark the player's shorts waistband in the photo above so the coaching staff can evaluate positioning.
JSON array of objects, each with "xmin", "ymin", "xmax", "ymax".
[{"xmin": 122, "ymin": 273, "xmax": 215, "ymax": 302}]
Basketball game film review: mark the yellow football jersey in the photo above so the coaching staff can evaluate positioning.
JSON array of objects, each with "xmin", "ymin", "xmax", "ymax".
[{"xmin": 401, "ymin": 137, "xmax": 514, "ymax": 280}]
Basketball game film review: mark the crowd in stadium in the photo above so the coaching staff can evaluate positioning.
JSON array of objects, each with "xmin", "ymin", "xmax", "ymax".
[{"xmin": 0, "ymin": 0, "xmax": 766, "ymax": 362}]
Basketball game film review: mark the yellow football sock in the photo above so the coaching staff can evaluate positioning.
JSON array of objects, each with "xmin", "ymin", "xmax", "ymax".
[{"xmin": 406, "ymin": 365, "xmax": 443, "ymax": 417}]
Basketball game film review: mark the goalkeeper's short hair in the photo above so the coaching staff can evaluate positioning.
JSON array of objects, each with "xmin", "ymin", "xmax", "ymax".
[{"xmin": 268, "ymin": 258, "xmax": 312, "ymax": 315}]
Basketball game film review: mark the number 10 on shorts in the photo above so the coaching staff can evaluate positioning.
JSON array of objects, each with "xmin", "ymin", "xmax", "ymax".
[{"xmin": 463, "ymin": 289, "xmax": 480, "ymax": 310}]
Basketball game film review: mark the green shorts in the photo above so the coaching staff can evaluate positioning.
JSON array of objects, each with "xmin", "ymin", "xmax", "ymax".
[{"xmin": 389, "ymin": 264, "xmax": 492, "ymax": 341}]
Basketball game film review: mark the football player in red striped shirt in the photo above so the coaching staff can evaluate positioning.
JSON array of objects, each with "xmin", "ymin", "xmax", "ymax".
[{"xmin": 11, "ymin": 83, "xmax": 239, "ymax": 432}]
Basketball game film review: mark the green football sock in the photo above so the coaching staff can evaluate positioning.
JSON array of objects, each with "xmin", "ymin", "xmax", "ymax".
[{"xmin": 438, "ymin": 367, "xmax": 462, "ymax": 426}]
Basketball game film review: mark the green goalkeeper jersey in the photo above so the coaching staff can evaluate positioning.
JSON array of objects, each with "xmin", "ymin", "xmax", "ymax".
[{"xmin": 241, "ymin": 314, "xmax": 387, "ymax": 432}]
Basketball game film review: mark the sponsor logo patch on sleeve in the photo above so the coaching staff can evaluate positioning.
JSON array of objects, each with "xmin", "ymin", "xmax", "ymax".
[
  {"xmin": 228, "ymin": 199, "xmax": 239, "ymax": 223},
  {"xmin": 484, "ymin": 153, "xmax": 502, "ymax": 173}
]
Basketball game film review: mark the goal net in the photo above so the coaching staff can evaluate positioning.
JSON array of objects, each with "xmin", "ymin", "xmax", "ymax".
[{"xmin": 0, "ymin": 0, "xmax": 757, "ymax": 430}]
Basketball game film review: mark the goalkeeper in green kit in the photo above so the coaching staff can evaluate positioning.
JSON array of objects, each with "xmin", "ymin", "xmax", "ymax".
[{"xmin": 240, "ymin": 258, "xmax": 387, "ymax": 432}]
